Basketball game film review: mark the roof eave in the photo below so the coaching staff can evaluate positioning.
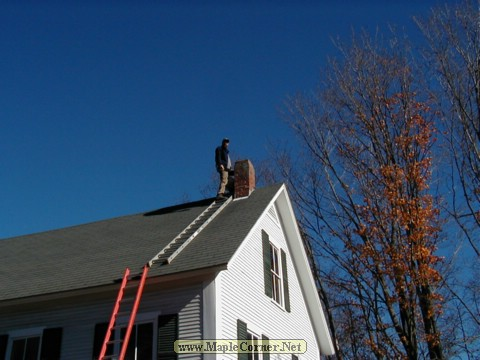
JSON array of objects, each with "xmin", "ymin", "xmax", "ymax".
[{"xmin": 0, "ymin": 264, "xmax": 227, "ymax": 309}]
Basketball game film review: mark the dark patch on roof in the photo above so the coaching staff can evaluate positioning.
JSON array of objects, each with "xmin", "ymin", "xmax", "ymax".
[{"xmin": 144, "ymin": 197, "xmax": 216, "ymax": 217}]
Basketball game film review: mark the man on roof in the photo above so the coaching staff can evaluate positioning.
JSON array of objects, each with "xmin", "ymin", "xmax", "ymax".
[{"xmin": 215, "ymin": 138, "xmax": 234, "ymax": 199}]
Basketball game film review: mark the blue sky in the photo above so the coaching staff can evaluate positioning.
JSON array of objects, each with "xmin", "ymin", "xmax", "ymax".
[{"xmin": 1, "ymin": 0, "xmax": 449, "ymax": 238}]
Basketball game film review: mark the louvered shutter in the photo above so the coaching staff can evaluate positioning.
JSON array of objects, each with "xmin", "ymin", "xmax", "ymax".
[
  {"xmin": 236, "ymin": 319, "xmax": 248, "ymax": 360},
  {"xmin": 40, "ymin": 327, "xmax": 62, "ymax": 360},
  {"xmin": 262, "ymin": 230, "xmax": 273, "ymax": 298},
  {"xmin": 281, "ymin": 249, "xmax": 291, "ymax": 312},
  {"xmin": 262, "ymin": 334, "xmax": 270, "ymax": 360},
  {"xmin": 157, "ymin": 314, "xmax": 178, "ymax": 360},
  {"xmin": 0, "ymin": 334, "xmax": 8, "ymax": 360}
]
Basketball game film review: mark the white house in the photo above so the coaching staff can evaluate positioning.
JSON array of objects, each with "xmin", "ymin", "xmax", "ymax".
[{"xmin": 0, "ymin": 160, "xmax": 335, "ymax": 360}]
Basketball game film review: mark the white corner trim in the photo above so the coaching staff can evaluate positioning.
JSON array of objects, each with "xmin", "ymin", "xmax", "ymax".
[{"xmin": 202, "ymin": 277, "xmax": 217, "ymax": 340}]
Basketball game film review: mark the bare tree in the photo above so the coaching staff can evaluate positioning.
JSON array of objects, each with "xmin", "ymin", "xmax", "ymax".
[
  {"xmin": 275, "ymin": 32, "xmax": 446, "ymax": 359},
  {"xmin": 416, "ymin": 0, "xmax": 480, "ymax": 257},
  {"xmin": 415, "ymin": 2, "xmax": 480, "ymax": 356}
]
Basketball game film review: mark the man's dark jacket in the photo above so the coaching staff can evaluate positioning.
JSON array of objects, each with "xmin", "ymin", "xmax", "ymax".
[{"xmin": 215, "ymin": 146, "xmax": 230, "ymax": 172}]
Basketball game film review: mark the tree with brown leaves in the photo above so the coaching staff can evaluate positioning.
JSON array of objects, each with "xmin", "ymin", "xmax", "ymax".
[{"xmin": 276, "ymin": 33, "xmax": 445, "ymax": 359}]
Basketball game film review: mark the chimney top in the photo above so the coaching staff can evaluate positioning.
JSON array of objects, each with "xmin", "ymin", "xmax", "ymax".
[{"xmin": 234, "ymin": 160, "xmax": 255, "ymax": 198}]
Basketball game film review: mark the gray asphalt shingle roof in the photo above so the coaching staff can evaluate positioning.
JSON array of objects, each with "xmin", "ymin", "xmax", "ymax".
[{"xmin": 0, "ymin": 184, "xmax": 282, "ymax": 302}]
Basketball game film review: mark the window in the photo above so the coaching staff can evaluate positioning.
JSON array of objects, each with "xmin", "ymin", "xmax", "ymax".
[
  {"xmin": 245, "ymin": 333, "xmax": 271, "ymax": 360},
  {"xmin": 262, "ymin": 230, "xmax": 290, "ymax": 312},
  {"xmin": 93, "ymin": 314, "xmax": 177, "ymax": 360},
  {"xmin": 4, "ymin": 328, "xmax": 62, "ymax": 360},
  {"xmin": 247, "ymin": 332, "xmax": 260, "ymax": 360},
  {"xmin": 120, "ymin": 323, "xmax": 153, "ymax": 360},
  {"xmin": 237, "ymin": 320, "xmax": 270, "ymax": 360},
  {"xmin": 10, "ymin": 336, "xmax": 40, "ymax": 360},
  {"xmin": 270, "ymin": 243, "xmax": 283, "ymax": 306}
]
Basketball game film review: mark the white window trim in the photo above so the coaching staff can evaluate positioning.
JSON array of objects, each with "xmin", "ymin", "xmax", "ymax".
[
  {"xmin": 265, "ymin": 228, "xmax": 283, "ymax": 251},
  {"xmin": 270, "ymin": 242, "xmax": 284, "ymax": 308},
  {"xmin": 6, "ymin": 327, "xmax": 45, "ymax": 360},
  {"xmin": 264, "ymin": 229, "xmax": 288, "ymax": 311},
  {"xmin": 246, "ymin": 328, "xmax": 264, "ymax": 360},
  {"xmin": 245, "ymin": 323, "xmax": 263, "ymax": 338}
]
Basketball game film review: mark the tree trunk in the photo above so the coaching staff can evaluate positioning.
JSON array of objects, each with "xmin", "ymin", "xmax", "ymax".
[{"xmin": 417, "ymin": 284, "xmax": 444, "ymax": 360}]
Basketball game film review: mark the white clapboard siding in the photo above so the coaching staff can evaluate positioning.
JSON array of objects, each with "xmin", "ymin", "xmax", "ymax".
[
  {"xmin": 216, "ymin": 204, "xmax": 320, "ymax": 360},
  {"xmin": 0, "ymin": 282, "xmax": 203, "ymax": 360}
]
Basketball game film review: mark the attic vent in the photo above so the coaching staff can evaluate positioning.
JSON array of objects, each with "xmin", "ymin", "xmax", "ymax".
[{"xmin": 267, "ymin": 205, "xmax": 279, "ymax": 224}]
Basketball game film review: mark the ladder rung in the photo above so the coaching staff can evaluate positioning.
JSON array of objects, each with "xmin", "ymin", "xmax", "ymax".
[
  {"xmin": 151, "ymin": 258, "xmax": 168, "ymax": 265},
  {"xmin": 120, "ymin": 295, "xmax": 136, "ymax": 302},
  {"xmin": 112, "ymin": 324, "xmax": 128, "ymax": 330},
  {"xmin": 116, "ymin": 311, "xmax": 132, "ymax": 317},
  {"xmin": 167, "ymin": 244, "xmax": 183, "ymax": 252},
  {"xmin": 107, "ymin": 339, "xmax": 123, "ymax": 344}
]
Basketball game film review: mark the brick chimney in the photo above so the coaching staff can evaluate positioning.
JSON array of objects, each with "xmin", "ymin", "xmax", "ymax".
[{"xmin": 234, "ymin": 160, "xmax": 255, "ymax": 198}]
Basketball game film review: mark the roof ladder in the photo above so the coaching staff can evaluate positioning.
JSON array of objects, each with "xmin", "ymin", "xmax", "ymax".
[
  {"xmin": 148, "ymin": 196, "xmax": 232, "ymax": 266},
  {"xmin": 99, "ymin": 265, "xmax": 149, "ymax": 360}
]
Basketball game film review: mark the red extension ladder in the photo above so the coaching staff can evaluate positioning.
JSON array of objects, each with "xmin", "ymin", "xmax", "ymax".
[{"xmin": 99, "ymin": 265, "xmax": 149, "ymax": 360}]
